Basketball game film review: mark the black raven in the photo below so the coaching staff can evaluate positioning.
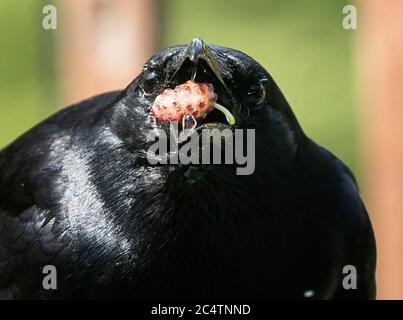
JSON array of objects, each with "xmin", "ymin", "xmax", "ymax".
[{"xmin": 0, "ymin": 39, "xmax": 376, "ymax": 299}]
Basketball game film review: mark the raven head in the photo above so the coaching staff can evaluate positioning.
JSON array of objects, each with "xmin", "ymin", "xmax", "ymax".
[
  {"xmin": 111, "ymin": 39, "xmax": 303, "ymax": 180},
  {"xmin": 101, "ymin": 42, "xmax": 308, "ymax": 292}
]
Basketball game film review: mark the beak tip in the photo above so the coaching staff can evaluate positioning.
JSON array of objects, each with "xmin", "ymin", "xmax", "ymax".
[{"xmin": 188, "ymin": 38, "xmax": 206, "ymax": 62}]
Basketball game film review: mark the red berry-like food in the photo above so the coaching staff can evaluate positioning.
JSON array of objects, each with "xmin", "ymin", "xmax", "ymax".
[{"xmin": 151, "ymin": 80, "xmax": 217, "ymax": 122}]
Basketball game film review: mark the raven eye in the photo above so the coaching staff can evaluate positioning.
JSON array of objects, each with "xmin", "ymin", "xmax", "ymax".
[
  {"xmin": 247, "ymin": 82, "xmax": 266, "ymax": 108},
  {"xmin": 142, "ymin": 71, "xmax": 157, "ymax": 93}
]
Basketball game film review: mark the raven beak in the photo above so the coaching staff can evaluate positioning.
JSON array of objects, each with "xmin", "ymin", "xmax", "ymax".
[
  {"xmin": 186, "ymin": 39, "xmax": 229, "ymax": 90},
  {"xmin": 172, "ymin": 38, "xmax": 231, "ymax": 95},
  {"xmin": 171, "ymin": 38, "xmax": 237, "ymax": 126}
]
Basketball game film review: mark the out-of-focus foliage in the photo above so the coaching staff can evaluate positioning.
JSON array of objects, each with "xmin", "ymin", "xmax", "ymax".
[{"xmin": 0, "ymin": 0, "xmax": 56, "ymax": 149}]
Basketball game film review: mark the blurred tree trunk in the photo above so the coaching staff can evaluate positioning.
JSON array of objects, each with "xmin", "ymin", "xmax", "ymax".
[
  {"xmin": 58, "ymin": 0, "xmax": 161, "ymax": 105},
  {"xmin": 357, "ymin": 0, "xmax": 403, "ymax": 299}
]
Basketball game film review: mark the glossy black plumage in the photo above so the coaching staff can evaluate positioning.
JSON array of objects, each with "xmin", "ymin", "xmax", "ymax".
[{"xmin": 0, "ymin": 42, "xmax": 376, "ymax": 299}]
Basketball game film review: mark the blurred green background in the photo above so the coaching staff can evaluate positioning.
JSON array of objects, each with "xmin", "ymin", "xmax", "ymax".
[
  {"xmin": 0, "ymin": 0, "xmax": 356, "ymax": 172},
  {"xmin": 0, "ymin": 0, "xmax": 56, "ymax": 148}
]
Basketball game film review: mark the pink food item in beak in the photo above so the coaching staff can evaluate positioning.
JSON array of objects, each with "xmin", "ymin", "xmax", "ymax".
[{"xmin": 150, "ymin": 80, "xmax": 217, "ymax": 122}]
